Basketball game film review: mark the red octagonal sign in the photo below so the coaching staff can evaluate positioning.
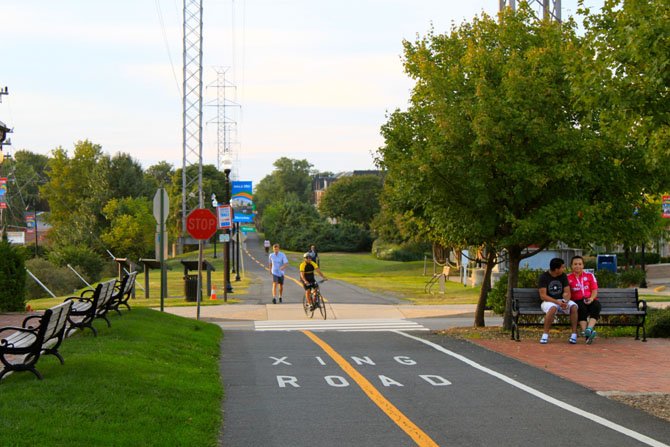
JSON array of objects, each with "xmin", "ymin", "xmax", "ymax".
[{"xmin": 186, "ymin": 208, "xmax": 218, "ymax": 240}]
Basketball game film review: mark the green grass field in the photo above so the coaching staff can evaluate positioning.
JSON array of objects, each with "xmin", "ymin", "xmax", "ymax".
[{"xmin": 0, "ymin": 308, "xmax": 223, "ymax": 446}]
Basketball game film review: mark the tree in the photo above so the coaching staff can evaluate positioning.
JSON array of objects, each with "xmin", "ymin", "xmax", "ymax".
[
  {"xmin": 167, "ymin": 164, "xmax": 229, "ymax": 241},
  {"xmin": 101, "ymin": 197, "xmax": 155, "ymax": 261},
  {"xmin": 0, "ymin": 150, "xmax": 49, "ymax": 230},
  {"xmin": 570, "ymin": 0, "xmax": 670, "ymax": 251},
  {"xmin": 40, "ymin": 140, "xmax": 111, "ymax": 250},
  {"xmin": 144, "ymin": 161, "xmax": 175, "ymax": 190},
  {"xmin": 377, "ymin": 6, "xmax": 596, "ymax": 328},
  {"xmin": 254, "ymin": 158, "xmax": 313, "ymax": 219},
  {"xmin": 107, "ymin": 152, "xmax": 152, "ymax": 199},
  {"xmin": 318, "ymin": 174, "xmax": 383, "ymax": 228}
]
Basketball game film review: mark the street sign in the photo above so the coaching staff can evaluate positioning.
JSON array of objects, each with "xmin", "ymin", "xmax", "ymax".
[
  {"xmin": 152, "ymin": 188, "xmax": 169, "ymax": 223},
  {"xmin": 241, "ymin": 224, "xmax": 256, "ymax": 233},
  {"xmin": 217, "ymin": 205, "xmax": 233, "ymax": 229},
  {"xmin": 186, "ymin": 208, "xmax": 218, "ymax": 240}
]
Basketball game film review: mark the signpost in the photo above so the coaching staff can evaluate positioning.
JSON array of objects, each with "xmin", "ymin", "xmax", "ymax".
[
  {"xmin": 153, "ymin": 188, "xmax": 169, "ymax": 312},
  {"xmin": 186, "ymin": 208, "xmax": 218, "ymax": 317}
]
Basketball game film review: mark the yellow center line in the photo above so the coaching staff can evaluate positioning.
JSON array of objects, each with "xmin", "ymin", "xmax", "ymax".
[{"xmin": 302, "ymin": 330, "xmax": 440, "ymax": 447}]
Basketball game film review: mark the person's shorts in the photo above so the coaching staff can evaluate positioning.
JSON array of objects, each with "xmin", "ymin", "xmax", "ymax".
[
  {"xmin": 576, "ymin": 299, "xmax": 601, "ymax": 321},
  {"xmin": 272, "ymin": 274, "xmax": 284, "ymax": 285},
  {"xmin": 302, "ymin": 281, "xmax": 317, "ymax": 291},
  {"xmin": 541, "ymin": 300, "xmax": 577, "ymax": 314}
]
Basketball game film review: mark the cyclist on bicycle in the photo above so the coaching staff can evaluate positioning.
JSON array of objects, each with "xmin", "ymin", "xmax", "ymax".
[{"xmin": 299, "ymin": 252, "xmax": 327, "ymax": 309}]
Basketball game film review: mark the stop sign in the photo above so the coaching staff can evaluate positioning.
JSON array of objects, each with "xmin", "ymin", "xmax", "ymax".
[{"xmin": 186, "ymin": 208, "xmax": 218, "ymax": 240}]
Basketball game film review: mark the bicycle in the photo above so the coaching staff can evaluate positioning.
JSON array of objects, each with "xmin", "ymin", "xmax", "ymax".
[{"xmin": 303, "ymin": 279, "xmax": 327, "ymax": 320}]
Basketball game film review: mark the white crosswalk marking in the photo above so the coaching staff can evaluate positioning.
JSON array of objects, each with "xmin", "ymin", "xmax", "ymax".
[{"xmin": 254, "ymin": 319, "xmax": 429, "ymax": 332}]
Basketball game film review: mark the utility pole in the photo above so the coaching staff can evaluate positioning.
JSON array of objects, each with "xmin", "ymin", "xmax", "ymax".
[
  {"xmin": 0, "ymin": 86, "xmax": 12, "ymax": 235},
  {"xmin": 181, "ymin": 0, "xmax": 205, "ymax": 253},
  {"xmin": 499, "ymin": 0, "xmax": 561, "ymax": 22}
]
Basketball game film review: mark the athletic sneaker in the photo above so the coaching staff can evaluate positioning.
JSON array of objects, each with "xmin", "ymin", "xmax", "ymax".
[
  {"xmin": 569, "ymin": 334, "xmax": 578, "ymax": 344},
  {"xmin": 540, "ymin": 335, "xmax": 549, "ymax": 344},
  {"xmin": 272, "ymin": 297, "xmax": 277, "ymax": 304},
  {"xmin": 586, "ymin": 329, "xmax": 597, "ymax": 345},
  {"xmin": 279, "ymin": 297, "xmax": 282, "ymax": 303}
]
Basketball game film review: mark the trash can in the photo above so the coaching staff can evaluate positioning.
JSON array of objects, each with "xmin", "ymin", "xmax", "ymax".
[
  {"xmin": 596, "ymin": 254, "xmax": 617, "ymax": 273},
  {"xmin": 184, "ymin": 275, "xmax": 200, "ymax": 302}
]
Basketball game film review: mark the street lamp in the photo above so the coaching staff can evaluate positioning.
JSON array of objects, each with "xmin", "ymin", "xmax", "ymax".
[{"xmin": 222, "ymin": 154, "xmax": 234, "ymax": 295}]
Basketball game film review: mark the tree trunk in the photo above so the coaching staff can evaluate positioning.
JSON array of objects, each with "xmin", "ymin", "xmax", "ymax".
[
  {"xmin": 474, "ymin": 249, "xmax": 496, "ymax": 327},
  {"xmin": 503, "ymin": 245, "xmax": 523, "ymax": 330}
]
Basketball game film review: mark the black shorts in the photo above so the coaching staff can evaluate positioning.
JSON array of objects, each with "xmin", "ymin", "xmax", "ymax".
[
  {"xmin": 302, "ymin": 281, "xmax": 317, "ymax": 291},
  {"xmin": 272, "ymin": 274, "xmax": 284, "ymax": 285},
  {"xmin": 576, "ymin": 299, "xmax": 601, "ymax": 321}
]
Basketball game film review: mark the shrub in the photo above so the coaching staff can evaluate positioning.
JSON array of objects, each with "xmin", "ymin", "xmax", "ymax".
[
  {"xmin": 487, "ymin": 268, "xmax": 544, "ymax": 315},
  {"xmin": 25, "ymin": 258, "xmax": 83, "ymax": 299},
  {"xmin": 647, "ymin": 307, "xmax": 670, "ymax": 338},
  {"xmin": 47, "ymin": 244, "xmax": 105, "ymax": 282},
  {"xmin": 617, "ymin": 268, "xmax": 646, "ymax": 287},
  {"xmin": 594, "ymin": 270, "xmax": 617, "ymax": 288},
  {"xmin": 0, "ymin": 240, "xmax": 28, "ymax": 311},
  {"xmin": 371, "ymin": 239, "xmax": 430, "ymax": 261}
]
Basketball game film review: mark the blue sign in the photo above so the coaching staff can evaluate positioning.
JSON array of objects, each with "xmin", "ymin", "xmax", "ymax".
[{"xmin": 231, "ymin": 181, "xmax": 254, "ymax": 223}]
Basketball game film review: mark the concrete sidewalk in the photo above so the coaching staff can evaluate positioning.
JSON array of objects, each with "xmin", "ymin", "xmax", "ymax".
[{"xmin": 159, "ymin": 302, "xmax": 487, "ymax": 321}]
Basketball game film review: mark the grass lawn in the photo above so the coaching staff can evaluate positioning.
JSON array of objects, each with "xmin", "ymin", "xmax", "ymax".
[
  {"xmin": 28, "ymin": 249, "xmax": 249, "ymax": 311},
  {"xmin": 282, "ymin": 250, "xmax": 481, "ymax": 305},
  {"xmin": 0, "ymin": 308, "xmax": 223, "ymax": 446}
]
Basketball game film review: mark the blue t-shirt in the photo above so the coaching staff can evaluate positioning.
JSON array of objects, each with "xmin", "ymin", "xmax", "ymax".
[{"xmin": 269, "ymin": 252, "xmax": 288, "ymax": 276}]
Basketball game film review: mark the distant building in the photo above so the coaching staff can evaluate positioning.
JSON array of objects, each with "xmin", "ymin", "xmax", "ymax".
[{"xmin": 312, "ymin": 170, "xmax": 383, "ymax": 206}]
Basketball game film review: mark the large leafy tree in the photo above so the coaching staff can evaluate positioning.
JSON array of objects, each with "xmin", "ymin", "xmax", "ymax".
[
  {"xmin": 318, "ymin": 174, "xmax": 383, "ymax": 228},
  {"xmin": 377, "ymin": 7, "xmax": 598, "ymax": 328},
  {"xmin": 570, "ymin": 0, "xmax": 670, "ymax": 251},
  {"xmin": 254, "ymin": 158, "xmax": 313, "ymax": 219},
  {"xmin": 40, "ymin": 140, "xmax": 111, "ymax": 250},
  {"xmin": 101, "ymin": 197, "xmax": 155, "ymax": 261},
  {"xmin": 107, "ymin": 152, "xmax": 152, "ymax": 199}
]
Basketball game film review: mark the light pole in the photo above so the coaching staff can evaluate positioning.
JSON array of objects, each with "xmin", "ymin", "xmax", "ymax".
[{"xmin": 222, "ymin": 155, "xmax": 233, "ymax": 294}]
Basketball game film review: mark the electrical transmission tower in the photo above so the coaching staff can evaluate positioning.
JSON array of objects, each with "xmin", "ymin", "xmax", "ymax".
[
  {"xmin": 499, "ymin": 0, "xmax": 562, "ymax": 22},
  {"xmin": 181, "ymin": 0, "xmax": 204, "ymax": 246},
  {"xmin": 206, "ymin": 67, "xmax": 241, "ymax": 174}
]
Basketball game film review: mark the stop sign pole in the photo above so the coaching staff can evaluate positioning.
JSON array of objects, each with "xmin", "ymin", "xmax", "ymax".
[{"xmin": 186, "ymin": 208, "xmax": 218, "ymax": 319}]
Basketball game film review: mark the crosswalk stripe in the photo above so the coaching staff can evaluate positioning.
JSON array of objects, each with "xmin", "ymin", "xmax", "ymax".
[{"xmin": 254, "ymin": 319, "xmax": 428, "ymax": 332}]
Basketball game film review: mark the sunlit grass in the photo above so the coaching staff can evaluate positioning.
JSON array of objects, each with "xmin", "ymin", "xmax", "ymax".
[{"xmin": 0, "ymin": 308, "xmax": 222, "ymax": 447}]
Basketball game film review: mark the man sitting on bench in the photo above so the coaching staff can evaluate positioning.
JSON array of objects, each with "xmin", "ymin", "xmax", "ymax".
[{"xmin": 538, "ymin": 257, "xmax": 578, "ymax": 344}]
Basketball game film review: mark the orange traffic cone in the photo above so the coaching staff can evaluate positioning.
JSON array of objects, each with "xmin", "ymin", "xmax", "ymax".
[{"xmin": 210, "ymin": 285, "xmax": 218, "ymax": 300}]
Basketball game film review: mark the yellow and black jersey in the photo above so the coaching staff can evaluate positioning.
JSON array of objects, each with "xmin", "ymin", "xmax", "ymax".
[{"xmin": 299, "ymin": 259, "xmax": 319, "ymax": 283}]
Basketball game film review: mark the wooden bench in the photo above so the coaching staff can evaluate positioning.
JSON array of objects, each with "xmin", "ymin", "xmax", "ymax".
[
  {"xmin": 64, "ymin": 279, "xmax": 117, "ymax": 336},
  {"xmin": 107, "ymin": 271, "xmax": 138, "ymax": 315},
  {"xmin": 0, "ymin": 301, "xmax": 73, "ymax": 381},
  {"xmin": 511, "ymin": 287, "xmax": 648, "ymax": 342}
]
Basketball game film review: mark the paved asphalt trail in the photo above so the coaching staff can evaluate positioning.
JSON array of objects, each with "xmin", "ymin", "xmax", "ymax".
[
  {"xmin": 220, "ymin": 330, "xmax": 669, "ymax": 447},
  {"xmin": 240, "ymin": 233, "xmax": 402, "ymax": 306},
  {"xmin": 219, "ymin": 235, "xmax": 669, "ymax": 446}
]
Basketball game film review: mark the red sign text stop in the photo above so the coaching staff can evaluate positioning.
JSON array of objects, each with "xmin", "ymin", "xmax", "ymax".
[{"xmin": 186, "ymin": 208, "xmax": 218, "ymax": 240}]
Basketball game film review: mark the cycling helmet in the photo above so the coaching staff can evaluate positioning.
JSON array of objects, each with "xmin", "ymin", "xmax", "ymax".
[{"xmin": 303, "ymin": 252, "xmax": 310, "ymax": 258}]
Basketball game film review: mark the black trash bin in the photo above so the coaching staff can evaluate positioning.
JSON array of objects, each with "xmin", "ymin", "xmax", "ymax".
[{"xmin": 184, "ymin": 274, "xmax": 200, "ymax": 302}]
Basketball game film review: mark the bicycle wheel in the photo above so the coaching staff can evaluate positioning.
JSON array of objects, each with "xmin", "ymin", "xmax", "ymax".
[
  {"xmin": 302, "ymin": 294, "xmax": 311, "ymax": 317},
  {"xmin": 316, "ymin": 291, "xmax": 327, "ymax": 320},
  {"xmin": 303, "ymin": 292, "xmax": 314, "ymax": 318}
]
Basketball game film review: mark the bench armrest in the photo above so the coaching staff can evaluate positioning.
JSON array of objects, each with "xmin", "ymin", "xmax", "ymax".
[
  {"xmin": 22, "ymin": 314, "xmax": 45, "ymax": 329},
  {"xmin": 80, "ymin": 289, "xmax": 96, "ymax": 298},
  {"xmin": 638, "ymin": 299, "xmax": 647, "ymax": 312}
]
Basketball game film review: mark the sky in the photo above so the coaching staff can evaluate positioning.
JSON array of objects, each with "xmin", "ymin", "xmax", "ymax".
[{"xmin": 1, "ymin": 0, "xmax": 602, "ymax": 187}]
